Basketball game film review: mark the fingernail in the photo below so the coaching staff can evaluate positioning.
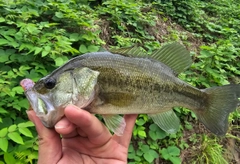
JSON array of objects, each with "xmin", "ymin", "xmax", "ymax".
[{"xmin": 55, "ymin": 118, "xmax": 70, "ymax": 129}]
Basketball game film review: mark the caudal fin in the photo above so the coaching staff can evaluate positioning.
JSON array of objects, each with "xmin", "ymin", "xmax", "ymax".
[{"xmin": 196, "ymin": 84, "xmax": 240, "ymax": 136}]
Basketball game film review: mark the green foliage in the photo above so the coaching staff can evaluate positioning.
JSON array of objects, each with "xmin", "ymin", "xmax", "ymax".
[
  {"xmin": 191, "ymin": 135, "xmax": 228, "ymax": 164},
  {"xmin": 0, "ymin": 0, "xmax": 102, "ymax": 163},
  {"xmin": 128, "ymin": 142, "xmax": 159, "ymax": 163},
  {"xmin": 160, "ymin": 146, "xmax": 181, "ymax": 164},
  {"xmin": 0, "ymin": 0, "xmax": 239, "ymax": 163}
]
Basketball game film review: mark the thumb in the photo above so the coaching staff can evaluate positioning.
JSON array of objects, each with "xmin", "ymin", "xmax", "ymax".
[{"xmin": 27, "ymin": 110, "xmax": 62, "ymax": 164}]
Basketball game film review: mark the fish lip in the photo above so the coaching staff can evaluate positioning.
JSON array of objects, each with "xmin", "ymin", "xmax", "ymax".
[
  {"xmin": 27, "ymin": 89, "xmax": 55, "ymax": 114},
  {"xmin": 21, "ymin": 78, "xmax": 66, "ymax": 127},
  {"xmin": 24, "ymin": 89, "xmax": 38, "ymax": 111},
  {"xmin": 25, "ymin": 89, "xmax": 60, "ymax": 127},
  {"xmin": 20, "ymin": 78, "xmax": 35, "ymax": 91},
  {"xmin": 21, "ymin": 79, "xmax": 65, "ymax": 127}
]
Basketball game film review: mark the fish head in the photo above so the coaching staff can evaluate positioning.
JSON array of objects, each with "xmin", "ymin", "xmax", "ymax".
[{"xmin": 21, "ymin": 67, "xmax": 100, "ymax": 128}]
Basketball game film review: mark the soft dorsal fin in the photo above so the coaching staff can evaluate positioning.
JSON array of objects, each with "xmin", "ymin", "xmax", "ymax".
[
  {"xmin": 110, "ymin": 42, "xmax": 192, "ymax": 74},
  {"xmin": 110, "ymin": 46, "xmax": 147, "ymax": 58},
  {"xmin": 151, "ymin": 42, "xmax": 192, "ymax": 74}
]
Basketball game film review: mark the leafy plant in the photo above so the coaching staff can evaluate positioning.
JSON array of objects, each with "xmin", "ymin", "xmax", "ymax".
[
  {"xmin": 192, "ymin": 135, "xmax": 228, "ymax": 164},
  {"xmin": 160, "ymin": 146, "xmax": 181, "ymax": 164},
  {"xmin": 0, "ymin": 0, "xmax": 239, "ymax": 163}
]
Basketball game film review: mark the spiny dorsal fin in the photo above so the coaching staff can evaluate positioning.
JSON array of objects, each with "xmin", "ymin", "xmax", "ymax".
[
  {"xmin": 151, "ymin": 42, "xmax": 192, "ymax": 74},
  {"xmin": 110, "ymin": 46, "xmax": 147, "ymax": 58}
]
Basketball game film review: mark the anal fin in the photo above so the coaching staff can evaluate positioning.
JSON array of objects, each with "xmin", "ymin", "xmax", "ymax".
[
  {"xmin": 148, "ymin": 110, "xmax": 180, "ymax": 134},
  {"xmin": 102, "ymin": 114, "xmax": 126, "ymax": 136}
]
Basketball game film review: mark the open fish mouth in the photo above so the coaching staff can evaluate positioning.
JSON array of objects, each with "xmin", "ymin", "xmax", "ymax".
[
  {"xmin": 20, "ymin": 78, "xmax": 57, "ymax": 127},
  {"xmin": 20, "ymin": 78, "xmax": 54, "ymax": 114}
]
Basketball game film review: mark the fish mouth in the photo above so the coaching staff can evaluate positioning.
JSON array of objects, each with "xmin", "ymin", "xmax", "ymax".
[
  {"xmin": 21, "ymin": 79, "xmax": 61, "ymax": 127},
  {"xmin": 26, "ymin": 90, "xmax": 55, "ymax": 114},
  {"xmin": 25, "ymin": 89, "xmax": 63, "ymax": 128}
]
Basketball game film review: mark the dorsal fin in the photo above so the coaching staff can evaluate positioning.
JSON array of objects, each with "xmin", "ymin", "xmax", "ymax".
[
  {"xmin": 110, "ymin": 46, "xmax": 147, "ymax": 58},
  {"xmin": 110, "ymin": 42, "xmax": 192, "ymax": 74},
  {"xmin": 151, "ymin": 42, "xmax": 192, "ymax": 74}
]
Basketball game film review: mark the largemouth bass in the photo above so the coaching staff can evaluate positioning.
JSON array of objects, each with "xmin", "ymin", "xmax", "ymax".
[{"xmin": 21, "ymin": 43, "xmax": 240, "ymax": 136}]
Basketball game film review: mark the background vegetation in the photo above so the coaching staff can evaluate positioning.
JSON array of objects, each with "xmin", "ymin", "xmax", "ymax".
[{"xmin": 0, "ymin": 0, "xmax": 239, "ymax": 163}]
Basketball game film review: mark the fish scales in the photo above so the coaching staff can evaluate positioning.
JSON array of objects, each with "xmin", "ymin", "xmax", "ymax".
[
  {"xmin": 75, "ymin": 53, "xmax": 206, "ymax": 114},
  {"xmin": 21, "ymin": 43, "xmax": 240, "ymax": 136}
]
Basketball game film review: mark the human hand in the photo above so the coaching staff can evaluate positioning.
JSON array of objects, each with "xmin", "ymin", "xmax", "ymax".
[{"xmin": 27, "ymin": 105, "xmax": 138, "ymax": 164}]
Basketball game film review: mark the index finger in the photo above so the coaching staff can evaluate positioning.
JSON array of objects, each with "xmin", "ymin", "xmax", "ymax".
[{"xmin": 64, "ymin": 105, "xmax": 112, "ymax": 145}]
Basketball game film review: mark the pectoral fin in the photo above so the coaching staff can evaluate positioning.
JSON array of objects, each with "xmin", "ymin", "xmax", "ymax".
[
  {"xmin": 102, "ymin": 114, "xmax": 126, "ymax": 136},
  {"xmin": 148, "ymin": 110, "xmax": 180, "ymax": 134}
]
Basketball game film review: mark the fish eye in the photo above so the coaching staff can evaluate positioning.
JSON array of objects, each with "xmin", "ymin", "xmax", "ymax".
[{"xmin": 44, "ymin": 78, "xmax": 56, "ymax": 89}]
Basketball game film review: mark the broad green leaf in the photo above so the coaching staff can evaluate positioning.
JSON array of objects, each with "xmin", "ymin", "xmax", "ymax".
[
  {"xmin": 34, "ymin": 47, "xmax": 43, "ymax": 55},
  {"xmin": 199, "ymin": 50, "xmax": 213, "ymax": 58},
  {"xmin": 149, "ymin": 130, "xmax": 157, "ymax": 140},
  {"xmin": 8, "ymin": 124, "xmax": 17, "ymax": 132},
  {"xmin": 55, "ymin": 12, "xmax": 63, "ymax": 18},
  {"xmin": 41, "ymin": 50, "xmax": 49, "ymax": 57},
  {"xmin": 136, "ymin": 149, "xmax": 143, "ymax": 156},
  {"xmin": 0, "ymin": 118, "xmax": 12, "ymax": 129},
  {"xmin": 19, "ymin": 65, "xmax": 31, "ymax": 71},
  {"xmin": 136, "ymin": 118, "xmax": 145, "ymax": 126},
  {"xmin": 0, "ymin": 53, "xmax": 9, "ymax": 63},
  {"xmin": 4, "ymin": 153, "xmax": 16, "ymax": 164},
  {"xmin": 0, "ymin": 138, "xmax": 8, "ymax": 152},
  {"xmin": 0, "ymin": 39, "xmax": 8, "ymax": 45},
  {"xmin": 168, "ymin": 146, "xmax": 180, "ymax": 156},
  {"xmin": 44, "ymin": 45, "xmax": 51, "ymax": 51},
  {"xmin": 6, "ymin": 28, "xmax": 16, "ymax": 35},
  {"xmin": 137, "ymin": 130, "xmax": 146, "ymax": 138},
  {"xmin": 18, "ymin": 99, "xmax": 30, "ymax": 109},
  {"xmin": 0, "ymin": 128, "xmax": 8, "ymax": 137},
  {"xmin": 88, "ymin": 45, "xmax": 99, "ymax": 52},
  {"xmin": 12, "ymin": 86, "xmax": 24, "ymax": 94},
  {"xmin": 4, "ymin": 35, "xmax": 14, "ymax": 42},
  {"xmin": 149, "ymin": 123, "xmax": 158, "ymax": 131},
  {"xmin": 128, "ymin": 144, "xmax": 134, "ymax": 153},
  {"xmin": 27, "ymin": 24, "xmax": 39, "ymax": 34},
  {"xmin": 8, "ymin": 132, "xmax": 24, "ymax": 144},
  {"xmin": 70, "ymin": 33, "xmax": 80, "ymax": 41},
  {"xmin": 141, "ymin": 145, "xmax": 149, "ymax": 152},
  {"xmin": 79, "ymin": 44, "xmax": 88, "ymax": 53},
  {"xmin": 161, "ymin": 148, "xmax": 170, "ymax": 159},
  {"xmin": 55, "ymin": 57, "xmax": 64, "ymax": 66},
  {"xmin": 0, "ymin": 107, "xmax": 8, "ymax": 114},
  {"xmin": 143, "ymin": 150, "xmax": 159, "ymax": 163},
  {"xmin": 17, "ymin": 121, "xmax": 34, "ymax": 128},
  {"xmin": 18, "ymin": 127, "xmax": 33, "ymax": 138},
  {"xmin": 0, "ymin": 17, "xmax": 5, "ymax": 22},
  {"xmin": 15, "ymin": 31, "xmax": 23, "ymax": 40},
  {"xmin": 149, "ymin": 123, "xmax": 167, "ymax": 140},
  {"xmin": 82, "ymin": 34, "xmax": 94, "ymax": 41},
  {"xmin": 170, "ymin": 156, "xmax": 181, "ymax": 164},
  {"xmin": 155, "ymin": 128, "xmax": 167, "ymax": 139}
]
